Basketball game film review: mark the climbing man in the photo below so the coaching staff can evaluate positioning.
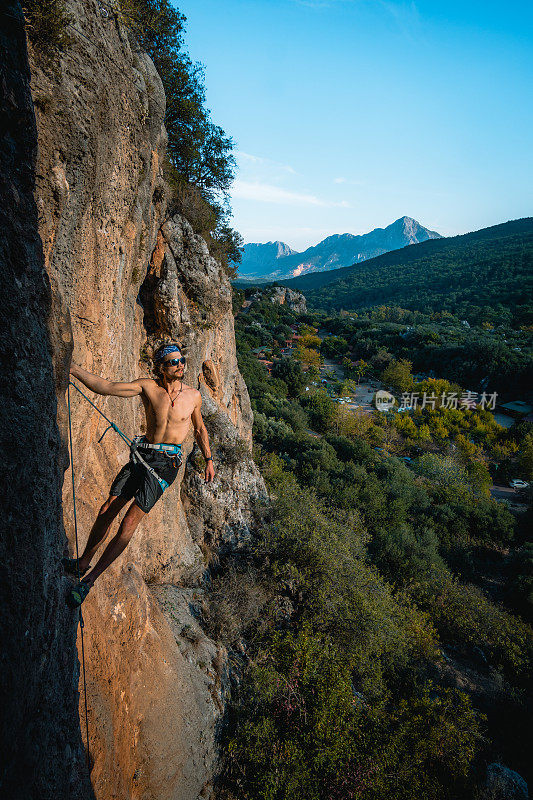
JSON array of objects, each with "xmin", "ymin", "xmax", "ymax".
[{"xmin": 64, "ymin": 343, "xmax": 215, "ymax": 607}]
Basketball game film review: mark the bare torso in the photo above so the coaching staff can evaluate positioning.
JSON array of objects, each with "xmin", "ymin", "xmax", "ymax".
[{"xmin": 140, "ymin": 379, "xmax": 200, "ymax": 445}]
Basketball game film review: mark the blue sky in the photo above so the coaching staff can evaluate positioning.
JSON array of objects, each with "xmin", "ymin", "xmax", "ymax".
[{"xmin": 174, "ymin": 0, "xmax": 533, "ymax": 250}]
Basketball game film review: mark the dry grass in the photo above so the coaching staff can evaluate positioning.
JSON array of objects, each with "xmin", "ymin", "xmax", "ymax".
[{"xmin": 203, "ymin": 565, "xmax": 269, "ymax": 646}]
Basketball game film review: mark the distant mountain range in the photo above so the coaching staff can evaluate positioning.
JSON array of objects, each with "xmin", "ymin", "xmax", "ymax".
[
  {"xmin": 280, "ymin": 217, "xmax": 533, "ymax": 322},
  {"xmin": 237, "ymin": 216, "xmax": 442, "ymax": 282}
]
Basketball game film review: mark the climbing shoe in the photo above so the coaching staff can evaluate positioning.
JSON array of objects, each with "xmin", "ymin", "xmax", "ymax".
[
  {"xmin": 67, "ymin": 579, "xmax": 91, "ymax": 608},
  {"xmin": 62, "ymin": 556, "xmax": 88, "ymax": 578}
]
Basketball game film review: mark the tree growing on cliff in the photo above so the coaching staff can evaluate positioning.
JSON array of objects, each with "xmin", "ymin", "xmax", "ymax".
[
  {"xmin": 118, "ymin": 0, "xmax": 235, "ymax": 197},
  {"xmin": 118, "ymin": 0, "xmax": 240, "ymax": 269},
  {"xmin": 23, "ymin": 0, "xmax": 72, "ymax": 62}
]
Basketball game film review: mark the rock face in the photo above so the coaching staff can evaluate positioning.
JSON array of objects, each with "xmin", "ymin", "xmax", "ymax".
[
  {"xmin": 27, "ymin": 1, "xmax": 266, "ymax": 798},
  {"xmin": 269, "ymin": 286, "xmax": 307, "ymax": 314},
  {"xmin": 482, "ymin": 764, "xmax": 529, "ymax": 800},
  {"xmin": 239, "ymin": 239, "xmax": 297, "ymax": 278},
  {"xmin": 246, "ymin": 285, "xmax": 307, "ymax": 315},
  {"xmin": 0, "ymin": 5, "xmax": 93, "ymax": 798}
]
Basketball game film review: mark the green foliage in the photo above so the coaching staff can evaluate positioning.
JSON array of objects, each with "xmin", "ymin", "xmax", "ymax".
[
  {"xmin": 519, "ymin": 430, "xmax": 533, "ymax": 481},
  {"xmin": 228, "ymin": 291, "xmax": 533, "ymax": 797},
  {"xmin": 507, "ymin": 542, "xmax": 533, "ymax": 623},
  {"xmin": 118, "ymin": 0, "xmax": 240, "ymax": 271},
  {"xmin": 413, "ymin": 573, "xmax": 533, "ymax": 680},
  {"xmin": 218, "ymin": 463, "xmax": 484, "ymax": 799},
  {"xmin": 24, "ymin": 0, "xmax": 72, "ymax": 61},
  {"xmin": 414, "ymin": 453, "xmax": 469, "ymax": 491},
  {"xmin": 316, "ymin": 310, "xmax": 532, "ymax": 399},
  {"xmin": 221, "ymin": 626, "xmax": 482, "ymax": 800},
  {"xmin": 382, "ymin": 358, "xmax": 414, "ymax": 393},
  {"xmin": 211, "ymin": 223, "xmax": 244, "ymax": 278},
  {"xmin": 302, "ymin": 389, "xmax": 336, "ymax": 432},
  {"xmin": 253, "ymin": 395, "xmax": 309, "ymax": 434},
  {"xmin": 370, "ymin": 524, "xmax": 445, "ymax": 589},
  {"xmin": 271, "ymin": 358, "xmax": 305, "ymax": 398},
  {"xmin": 287, "ymin": 218, "xmax": 533, "ymax": 329},
  {"xmin": 320, "ymin": 335, "xmax": 349, "ymax": 358}
]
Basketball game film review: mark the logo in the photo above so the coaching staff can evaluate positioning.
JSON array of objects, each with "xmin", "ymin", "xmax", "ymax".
[{"xmin": 375, "ymin": 390, "xmax": 396, "ymax": 411}]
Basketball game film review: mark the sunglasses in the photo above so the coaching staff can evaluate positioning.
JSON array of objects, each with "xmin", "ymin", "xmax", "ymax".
[{"xmin": 164, "ymin": 357, "xmax": 186, "ymax": 366}]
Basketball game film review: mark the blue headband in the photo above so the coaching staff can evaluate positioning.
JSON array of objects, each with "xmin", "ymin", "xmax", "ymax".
[{"xmin": 155, "ymin": 344, "xmax": 182, "ymax": 363}]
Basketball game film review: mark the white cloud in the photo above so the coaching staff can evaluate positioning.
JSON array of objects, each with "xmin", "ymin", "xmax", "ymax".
[
  {"xmin": 236, "ymin": 151, "xmax": 262, "ymax": 164},
  {"xmin": 232, "ymin": 180, "xmax": 350, "ymax": 208},
  {"xmin": 235, "ymin": 150, "xmax": 296, "ymax": 174},
  {"xmin": 334, "ymin": 176, "xmax": 365, "ymax": 186}
]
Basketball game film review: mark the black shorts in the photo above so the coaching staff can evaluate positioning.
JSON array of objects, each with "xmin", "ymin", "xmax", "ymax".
[{"xmin": 109, "ymin": 440, "xmax": 181, "ymax": 513}]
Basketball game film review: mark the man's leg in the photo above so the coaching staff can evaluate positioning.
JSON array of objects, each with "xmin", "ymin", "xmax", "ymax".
[
  {"xmin": 83, "ymin": 501, "xmax": 146, "ymax": 587},
  {"xmin": 77, "ymin": 495, "xmax": 130, "ymax": 572}
]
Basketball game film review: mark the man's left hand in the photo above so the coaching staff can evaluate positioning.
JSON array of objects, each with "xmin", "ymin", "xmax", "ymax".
[{"xmin": 205, "ymin": 460, "xmax": 215, "ymax": 482}]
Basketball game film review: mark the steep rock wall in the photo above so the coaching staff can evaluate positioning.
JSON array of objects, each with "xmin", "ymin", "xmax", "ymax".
[
  {"xmin": 28, "ymin": 2, "xmax": 265, "ymax": 798},
  {"xmin": 0, "ymin": 5, "xmax": 93, "ymax": 798}
]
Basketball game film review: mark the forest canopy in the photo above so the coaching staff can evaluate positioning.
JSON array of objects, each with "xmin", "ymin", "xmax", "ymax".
[{"xmin": 281, "ymin": 218, "xmax": 533, "ymax": 328}]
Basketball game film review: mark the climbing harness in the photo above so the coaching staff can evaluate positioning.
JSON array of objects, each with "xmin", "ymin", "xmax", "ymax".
[
  {"xmin": 130, "ymin": 442, "xmax": 169, "ymax": 492},
  {"xmin": 132, "ymin": 437, "xmax": 182, "ymax": 455},
  {"xmin": 132, "ymin": 436, "xmax": 182, "ymax": 484}
]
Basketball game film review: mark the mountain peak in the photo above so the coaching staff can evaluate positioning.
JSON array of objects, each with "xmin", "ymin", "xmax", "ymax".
[
  {"xmin": 238, "ymin": 218, "xmax": 442, "ymax": 282},
  {"xmin": 393, "ymin": 216, "xmax": 441, "ymax": 241}
]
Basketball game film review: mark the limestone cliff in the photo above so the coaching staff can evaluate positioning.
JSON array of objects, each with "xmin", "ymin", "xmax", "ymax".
[
  {"xmin": 26, "ymin": 1, "xmax": 266, "ymax": 798},
  {"xmin": 0, "ymin": 5, "xmax": 93, "ymax": 798}
]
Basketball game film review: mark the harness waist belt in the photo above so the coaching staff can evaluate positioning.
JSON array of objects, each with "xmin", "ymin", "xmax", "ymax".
[{"xmin": 133, "ymin": 436, "xmax": 182, "ymax": 456}]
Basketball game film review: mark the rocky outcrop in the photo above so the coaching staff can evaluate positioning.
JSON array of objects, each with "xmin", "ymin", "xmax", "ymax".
[
  {"xmin": 26, "ymin": 1, "xmax": 266, "ymax": 798},
  {"xmin": 0, "ymin": 5, "xmax": 92, "ymax": 798},
  {"xmin": 246, "ymin": 285, "xmax": 307, "ymax": 314},
  {"xmin": 481, "ymin": 764, "xmax": 529, "ymax": 800},
  {"xmin": 269, "ymin": 286, "xmax": 307, "ymax": 313}
]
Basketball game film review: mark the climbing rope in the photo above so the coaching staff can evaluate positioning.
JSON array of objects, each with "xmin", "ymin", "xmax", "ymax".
[
  {"xmin": 67, "ymin": 382, "xmax": 91, "ymax": 771},
  {"xmin": 69, "ymin": 380, "xmax": 132, "ymax": 446},
  {"xmin": 66, "ymin": 381, "xmax": 133, "ymax": 771},
  {"xmin": 69, "ymin": 380, "xmax": 170, "ymax": 490}
]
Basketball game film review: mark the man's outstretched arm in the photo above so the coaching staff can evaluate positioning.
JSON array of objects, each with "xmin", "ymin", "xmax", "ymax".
[
  {"xmin": 191, "ymin": 393, "xmax": 215, "ymax": 482},
  {"xmin": 70, "ymin": 363, "xmax": 144, "ymax": 397}
]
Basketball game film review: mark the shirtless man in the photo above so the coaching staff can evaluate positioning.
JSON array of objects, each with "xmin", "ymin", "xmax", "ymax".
[{"xmin": 64, "ymin": 343, "xmax": 215, "ymax": 607}]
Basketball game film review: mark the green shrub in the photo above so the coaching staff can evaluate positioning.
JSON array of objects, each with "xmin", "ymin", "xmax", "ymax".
[
  {"xmin": 24, "ymin": 0, "xmax": 72, "ymax": 61},
  {"xmin": 507, "ymin": 542, "xmax": 533, "ymax": 622},
  {"xmin": 302, "ymin": 389, "xmax": 336, "ymax": 432},
  {"xmin": 414, "ymin": 573, "xmax": 533, "ymax": 680},
  {"xmin": 220, "ymin": 627, "xmax": 482, "ymax": 800},
  {"xmin": 118, "ymin": 0, "xmax": 240, "ymax": 269}
]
